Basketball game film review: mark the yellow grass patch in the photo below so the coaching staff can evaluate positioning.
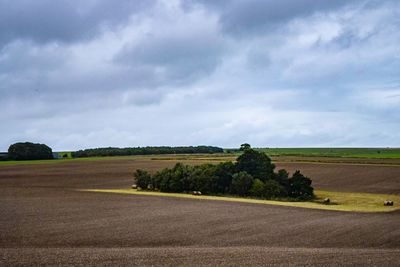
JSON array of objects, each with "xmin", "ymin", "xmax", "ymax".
[{"xmin": 79, "ymin": 189, "xmax": 400, "ymax": 213}]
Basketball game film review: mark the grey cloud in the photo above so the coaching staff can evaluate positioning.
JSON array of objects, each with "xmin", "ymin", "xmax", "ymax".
[
  {"xmin": 0, "ymin": 41, "xmax": 67, "ymax": 74},
  {"xmin": 122, "ymin": 89, "xmax": 164, "ymax": 106},
  {"xmin": 0, "ymin": 0, "xmax": 155, "ymax": 46},
  {"xmin": 330, "ymin": 31, "xmax": 368, "ymax": 50},
  {"xmin": 115, "ymin": 27, "xmax": 224, "ymax": 86},
  {"xmin": 187, "ymin": 0, "xmax": 361, "ymax": 37},
  {"xmin": 0, "ymin": 39, "xmax": 160, "ymax": 107},
  {"xmin": 1, "ymin": 0, "xmax": 400, "ymax": 150},
  {"xmin": 246, "ymin": 49, "xmax": 271, "ymax": 70}
]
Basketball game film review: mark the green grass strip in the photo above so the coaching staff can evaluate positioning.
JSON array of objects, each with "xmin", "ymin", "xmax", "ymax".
[{"xmin": 79, "ymin": 189, "xmax": 400, "ymax": 213}]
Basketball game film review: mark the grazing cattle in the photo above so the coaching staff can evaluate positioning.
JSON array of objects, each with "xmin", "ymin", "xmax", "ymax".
[
  {"xmin": 384, "ymin": 200, "xmax": 394, "ymax": 206},
  {"xmin": 131, "ymin": 184, "xmax": 137, "ymax": 189},
  {"xmin": 192, "ymin": 191, "xmax": 202, "ymax": 196},
  {"xmin": 323, "ymin": 198, "xmax": 330, "ymax": 204}
]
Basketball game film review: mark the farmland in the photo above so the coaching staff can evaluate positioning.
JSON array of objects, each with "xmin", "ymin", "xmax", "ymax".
[
  {"xmin": 226, "ymin": 147, "xmax": 400, "ymax": 158},
  {"xmin": 1, "ymin": 155, "xmax": 400, "ymax": 265}
]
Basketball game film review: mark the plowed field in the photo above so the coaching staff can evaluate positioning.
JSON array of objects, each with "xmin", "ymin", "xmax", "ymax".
[{"xmin": 1, "ymin": 156, "xmax": 399, "ymax": 266}]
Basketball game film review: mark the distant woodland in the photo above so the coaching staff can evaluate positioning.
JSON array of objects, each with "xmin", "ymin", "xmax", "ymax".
[
  {"xmin": 3, "ymin": 143, "xmax": 223, "ymax": 161},
  {"xmin": 72, "ymin": 146, "xmax": 224, "ymax": 158}
]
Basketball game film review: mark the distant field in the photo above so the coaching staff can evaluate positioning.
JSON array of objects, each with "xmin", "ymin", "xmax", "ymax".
[
  {"xmin": 0, "ymin": 153, "xmax": 232, "ymax": 166},
  {"xmin": 3, "ymin": 152, "xmax": 400, "ymax": 166},
  {"xmin": 224, "ymin": 147, "xmax": 400, "ymax": 159}
]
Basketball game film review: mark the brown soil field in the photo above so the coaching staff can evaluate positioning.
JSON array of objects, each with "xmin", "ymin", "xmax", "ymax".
[
  {"xmin": 275, "ymin": 162, "xmax": 400, "ymax": 194},
  {"xmin": 1, "ymin": 156, "xmax": 399, "ymax": 266},
  {"xmin": 273, "ymin": 155, "xmax": 400, "ymax": 165}
]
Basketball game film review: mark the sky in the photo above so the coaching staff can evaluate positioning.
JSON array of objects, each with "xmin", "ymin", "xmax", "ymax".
[{"xmin": 1, "ymin": 0, "xmax": 399, "ymax": 151}]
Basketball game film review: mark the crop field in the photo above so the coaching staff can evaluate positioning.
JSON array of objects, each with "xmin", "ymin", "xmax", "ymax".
[
  {"xmin": 225, "ymin": 147, "xmax": 400, "ymax": 158},
  {"xmin": 1, "ymin": 155, "xmax": 400, "ymax": 266},
  {"xmin": 0, "ymin": 153, "xmax": 234, "ymax": 166}
]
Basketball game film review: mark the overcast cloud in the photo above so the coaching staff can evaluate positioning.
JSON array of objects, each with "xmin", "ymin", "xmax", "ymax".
[{"xmin": 1, "ymin": 0, "xmax": 399, "ymax": 151}]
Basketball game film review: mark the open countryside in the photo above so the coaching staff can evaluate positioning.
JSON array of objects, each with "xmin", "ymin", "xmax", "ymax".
[
  {"xmin": 2, "ymin": 0, "xmax": 400, "ymax": 265},
  {"xmin": 1, "ymin": 150, "xmax": 399, "ymax": 265}
]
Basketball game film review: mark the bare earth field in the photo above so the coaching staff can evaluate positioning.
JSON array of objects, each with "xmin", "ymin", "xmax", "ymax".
[{"xmin": 1, "ymin": 156, "xmax": 400, "ymax": 266}]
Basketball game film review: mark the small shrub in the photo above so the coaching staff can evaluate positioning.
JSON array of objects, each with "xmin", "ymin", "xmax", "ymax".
[
  {"xmin": 263, "ymin": 180, "xmax": 287, "ymax": 199},
  {"xmin": 134, "ymin": 169, "xmax": 151, "ymax": 189},
  {"xmin": 249, "ymin": 179, "xmax": 265, "ymax": 197}
]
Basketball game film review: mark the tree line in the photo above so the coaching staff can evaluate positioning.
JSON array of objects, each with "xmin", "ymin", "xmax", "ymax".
[
  {"xmin": 72, "ymin": 146, "xmax": 224, "ymax": 158},
  {"xmin": 4, "ymin": 143, "xmax": 224, "ymax": 160},
  {"xmin": 134, "ymin": 146, "xmax": 314, "ymax": 201}
]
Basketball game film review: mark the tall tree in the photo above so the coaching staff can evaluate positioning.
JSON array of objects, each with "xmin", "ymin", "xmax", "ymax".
[
  {"xmin": 288, "ymin": 170, "xmax": 314, "ymax": 200},
  {"xmin": 240, "ymin": 143, "xmax": 251, "ymax": 151},
  {"xmin": 235, "ymin": 148, "xmax": 275, "ymax": 181}
]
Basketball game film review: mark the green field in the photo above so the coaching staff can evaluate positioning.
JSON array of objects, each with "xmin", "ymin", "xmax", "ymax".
[{"xmin": 225, "ymin": 148, "xmax": 400, "ymax": 159}]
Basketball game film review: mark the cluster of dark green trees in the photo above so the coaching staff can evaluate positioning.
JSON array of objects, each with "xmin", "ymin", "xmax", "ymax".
[
  {"xmin": 134, "ymin": 146, "xmax": 314, "ymax": 200},
  {"xmin": 3, "ymin": 143, "xmax": 224, "ymax": 160},
  {"xmin": 72, "ymin": 146, "xmax": 223, "ymax": 158},
  {"xmin": 7, "ymin": 142, "xmax": 53, "ymax": 160}
]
